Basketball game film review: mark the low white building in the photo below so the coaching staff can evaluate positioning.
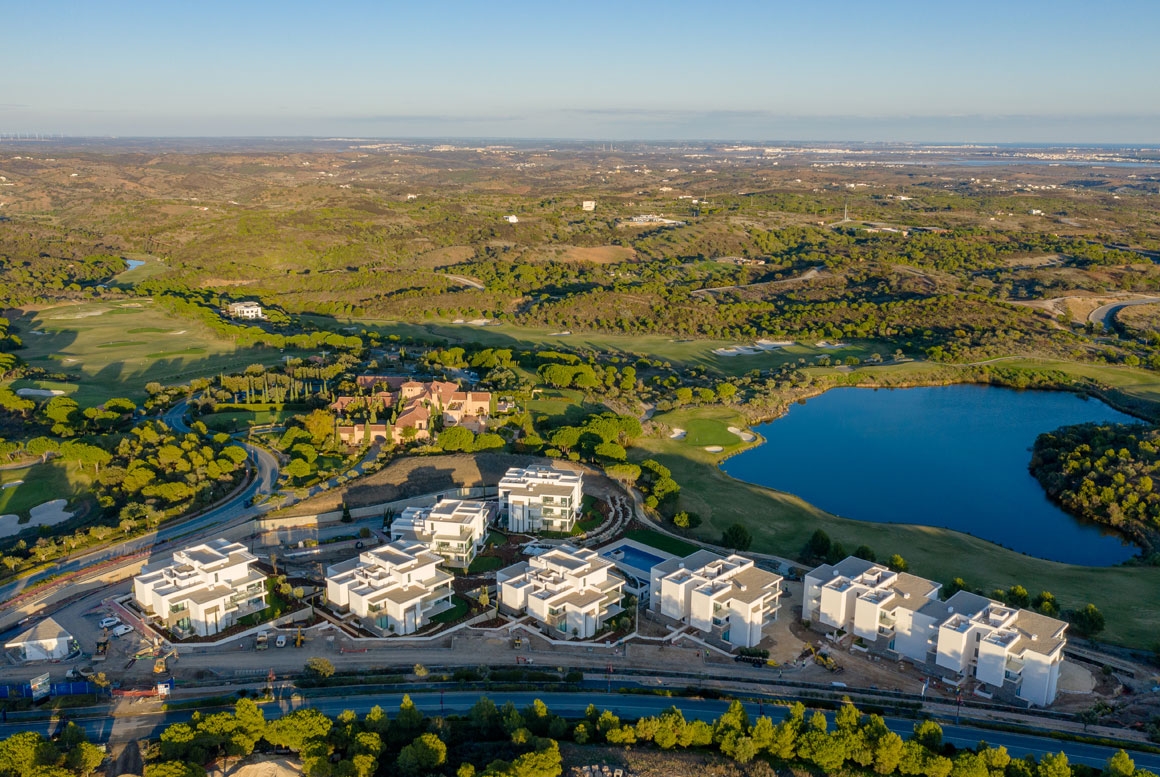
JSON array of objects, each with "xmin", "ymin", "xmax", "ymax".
[
  {"xmin": 325, "ymin": 540, "xmax": 454, "ymax": 635},
  {"xmin": 498, "ymin": 544, "xmax": 625, "ymax": 639},
  {"xmin": 5, "ymin": 618, "xmax": 75, "ymax": 662},
  {"xmin": 804, "ymin": 556, "xmax": 1068, "ymax": 706},
  {"xmin": 504, "ymin": 215, "xmax": 519, "ymax": 224},
  {"xmin": 132, "ymin": 539, "xmax": 267, "ymax": 638},
  {"xmin": 651, "ymin": 550, "xmax": 783, "ymax": 649},
  {"xmin": 498, "ymin": 464, "xmax": 583, "ymax": 534},
  {"xmin": 226, "ymin": 301, "xmax": 263, "ymax": 320},
  {"xmin": 390, "ymin": 499, "xmax": 491, "ymax": 569},
  {"xmin": 581, "ymin": 200, "xmax": 596, "ymax": 211}
]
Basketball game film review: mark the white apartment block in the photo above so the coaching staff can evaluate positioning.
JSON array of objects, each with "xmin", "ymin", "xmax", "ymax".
[
  {"xmin": 804, "ymin": 557, "xmax": 1068, "ymax": 707},
  {"xmin": 390, "ymin": 499, "xmax": 491, "ymax": 569},
  {"xmin": 133, "ymin": 539, "xmax": 267, "ymax": 638},
  {"xmin": 650, "ymin": 550, "xmax": 783, "ymax": 649},
  {"xmin": 325, "ymin": 539, "xmax": 454, "ymax": 636},
  {"xmin": 498, "ymin": 464, "xmax": 583, "ymax": 534},
  {"xmin": 497, "ymin": 544, "xmax": 625, "ymax": 639}
]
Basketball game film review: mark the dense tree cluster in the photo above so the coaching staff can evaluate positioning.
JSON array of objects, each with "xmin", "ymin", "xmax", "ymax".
[{"xmin": 1031, "ymin": 423, "xmax": 1160, "ymax": 551}]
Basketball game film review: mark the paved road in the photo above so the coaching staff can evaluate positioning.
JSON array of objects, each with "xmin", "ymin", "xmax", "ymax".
[
  {"xmin": 0, "ymin": 402, "xmax": 281, "ymax": 625},
  {"xmin": 0, "ymin": 691, "xmax": 1155, "ymax": 770},
  {"xmin": 1087, "ymin": 296, "xmax": 1160, "ymax": 329}
]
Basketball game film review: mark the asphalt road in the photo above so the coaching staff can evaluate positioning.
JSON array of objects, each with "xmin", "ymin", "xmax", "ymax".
[
  {"xmin": 1087, "ymin": 296, "xmax": 1160, "ymax": 329},
  {"xmin": 1, "ymin": 691, "xmax": 1156, "ymax": 770}
]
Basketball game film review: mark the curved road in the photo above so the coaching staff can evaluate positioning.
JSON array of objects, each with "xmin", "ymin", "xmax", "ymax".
[
  {"xmin": 1087, "ymin": 297, "xmax": 1160, "ymax": 330},
  {"xmin": 2, "ymin": 691, "xmax": 1156, "ymax": 770},
  {"xmin": 0, "ymin": 402, "xmax": 280, "ymax": 623}
]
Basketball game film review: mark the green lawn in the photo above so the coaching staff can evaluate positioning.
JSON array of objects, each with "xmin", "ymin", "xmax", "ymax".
[
  {"xmin": 527, "ymin": 388, "xmax": 605, "ymax": 426},
  {"xmin": 112, "ymin": 256, "xmax": 172, "ymax": 285},
  {"xmin": 432, "ymin": 594, "xmax": 471, "ymax": 623},
  {"xmin": 0, "ymin": 462, "xmax": 91, "ymax": 519},
  {"xmin": 467, "ymin": 555, "xmax": 503, "ymax": 574},
  {"xmin": 624, "ymin": 529, "xmax": 699, "ymax": 557},
  {"xmin": 201, "ymin": 409, "xmax": 298, "ymax": 433},
  {"xmin": 7, "ymin": 301, "xmax": 302, "ymax": 405},
  {"xmin": 637, "ymin": 404, "xmax": 1160, "ymax": 649},
  {"xmin": 652, "ymin": 406, "xmax": 753, "ymax": 452}
]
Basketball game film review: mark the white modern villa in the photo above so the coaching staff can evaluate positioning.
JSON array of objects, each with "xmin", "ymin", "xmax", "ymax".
[
  {"xmin": 650, "ymin": 550, "xmax": 783, "ymax": 649},
  {"xmin": 804, "ymin": 556, "xmax": 1068, "ymax": 707},
  {"xmin": 389, "ymin": 499, "xmax": 491, "ymax": 569},
  {"xmin": 497, "ymin": 544, "xmax": 625, "ymax": 639},
  {"xmin": 132, "ymin": 539, "xmax": 267, "ymax": 638},
  {"xmin": 325, "ymin": 539, "xmax": 454, "ymax": 635},
  {"xmin": 498, "ymin": 464, "xmax": 583, "ymax": 534}
]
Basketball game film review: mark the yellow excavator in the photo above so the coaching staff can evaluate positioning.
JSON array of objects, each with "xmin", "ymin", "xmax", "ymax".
[
  {"xmin": 153, "ymin": 648, "xmax": 178, "ymax": 675},
  {"xmin": 294, "ymin": 626, "xmax": 304, "ymax": 648}
]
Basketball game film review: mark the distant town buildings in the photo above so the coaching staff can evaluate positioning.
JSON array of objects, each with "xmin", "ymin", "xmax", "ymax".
[
  {"xmin": 650, "ymin": 550, "xmax": 783, "ymax": 649},
  {"xmin": 325, "ymin": 539, "xmax": 454, "ymax": 635},
  {"xmin": 621, "ymin": 214, "xmax": 685, "ymax": 227},
  {"xmin": 804, "ymin": 556, "xmax": 1067, "ymax": 706},
  {"xmin": 389, "ymin": 499, "xmax": 492, "ymax": 569},
  {"xmin": 226, "ymin": 301, "xmax": 263, "ymax": 320},
  {"xmin": 333, "ymin": 379, "xmax": 491, "ymax": 446},
  {"xmin": 498, "ymin": 464, "xmax": 583, "ymax": 534},
  {"xmin": 498, "ymin": 544, "xmax": 625, "ymax": 639},
  {"xmin": 132, "ymin": 539, "xmax": 267, "ymax": 638}
]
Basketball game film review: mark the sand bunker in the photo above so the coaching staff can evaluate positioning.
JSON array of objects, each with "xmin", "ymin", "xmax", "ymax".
[
  {"xmin": 816, "ymin": 341, "xmax": 849, "ymax": 349},
  {"xmin": 669, "ymin": 428, "xmax": 686, "ymax": 440},
  {"xmin": 713, "ymin": 339, "xmax": 791, "ymax": 356},
  {"xmin": 704, "ymin": 445, "xmax": 724, "ymax": 453},
  {"xmin": 1, "ymin": 481, "xmax": 23, "ymax": 489},
  {"xmin": 16, "ymin": 388, "xmax": 65, "ymax": 397},
  {"xmin": 0, "ymin": 499, "xmax": 74, "ymax": 538},
  {"xmin": 728, "ymin": 425, "xmax": 757, "ymax": 442},
  {"xmin": 549, "ymin": 331, "xmax": 572, "ymax": 336}
]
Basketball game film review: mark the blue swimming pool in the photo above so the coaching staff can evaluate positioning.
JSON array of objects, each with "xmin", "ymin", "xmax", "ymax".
[{"xmin": 602, "ymin": 544, "xmax": 666, "ymax": 573}]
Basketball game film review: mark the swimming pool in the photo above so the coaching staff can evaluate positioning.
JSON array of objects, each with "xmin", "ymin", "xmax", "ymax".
[{"xmin": 602, "ymin": 544, "xmax": 666, "ymax": 573}]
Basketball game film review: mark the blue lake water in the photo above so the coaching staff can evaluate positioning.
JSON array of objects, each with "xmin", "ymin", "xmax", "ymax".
[
  {"xmin": 124, "ymin": 259, "xmax": 145, "ymax": 271},
  {"xmin": 721, "ymin": 385, "xmax": 1142, "ymax": 566}
]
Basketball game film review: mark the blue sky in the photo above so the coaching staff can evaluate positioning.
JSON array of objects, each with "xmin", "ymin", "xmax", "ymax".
[{"xmin": 2, "ymin": 0, "xmax": 1157, "ymax": 142}]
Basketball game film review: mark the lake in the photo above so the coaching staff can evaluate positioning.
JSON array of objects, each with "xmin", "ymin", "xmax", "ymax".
[{"xmin": 722, "ymin": 385, "xmax": 1142, "ymax": 566}]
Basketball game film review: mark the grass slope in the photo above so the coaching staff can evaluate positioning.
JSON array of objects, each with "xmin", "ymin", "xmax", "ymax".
[
  {"xmin": 0, "ymin": 462, "xmax": 91, "ymax": 518},
  {"xmin": 8, "ymin": 301, "xmax": 298, "ymax": 405}
]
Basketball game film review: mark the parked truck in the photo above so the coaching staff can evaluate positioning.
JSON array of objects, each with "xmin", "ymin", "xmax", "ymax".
[{"xmin": 256, "ymin": 631, "xmax": 269, "ymax": 650}]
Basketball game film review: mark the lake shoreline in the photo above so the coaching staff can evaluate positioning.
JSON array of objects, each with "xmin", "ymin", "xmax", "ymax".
[{"xmin": 720, "ymin": 381, "xmax": 1144, "ymax": 566}]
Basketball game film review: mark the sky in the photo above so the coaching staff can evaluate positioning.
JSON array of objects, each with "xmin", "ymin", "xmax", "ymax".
[{"xmin": 2, "ymin": 0, "xmax": 1158, "ymax": 143}]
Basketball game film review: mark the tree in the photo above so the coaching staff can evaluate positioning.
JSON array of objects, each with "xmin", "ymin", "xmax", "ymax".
[
  {"xmin": 888, "ymin": 554, "xmax": 909, "ymax": 572},
  {"xmin": 913, "ymin": 720, "xmax": 943, "ymax": 751},
  {"xmin": 593, "ymin": 441, "xmax": 626, "ymax": 461},
  {"xmin": 306, "ymin": 657, "xmax": 335, "ymax": 678},
  {"xmin": 341, "ymin": 503, "xmax": 353, "ymax": 523},
  {"xmin": 473, "ymin": 433, "xmax": 505, "ymax": 451},
  {"xmin": 397, "ymin": 733, "xmax": 446, "ymax": 776},
  {"xmin": 806, "ymin": 529, "xmax": 831, "ymax": 560},
  {"xmin": 604, "ymin": 463, "xmax": 640, "ymax": 485},
  {"xmin": 145, "ymin": 763, "xmax": 206, "ymax": 777},
  {"xmin": 284, "ymin": 458, "xmax": 311, "ymax": 481},
  {"xmin": 439, "ymin": 426, "xmax": 475, "ymax": 452},
  {"xmin": 1071, "ymin": 603, "xmax": 1105, "ymax": 637},
  {"xmin": 1038, "ymin": 752, "xmax": 1072, "ymax": 777},
  {"xmin": 1105, "ymin": 750, "xmax": 1136, "ymax": 777},
  {"xmin": 854, "ymin": 545, "xmax": 878, "ymax": 562},
  {"xmin": 721, "ymin": 523, "xmax": 752, "ymax": 551},
  {"xmin": 264, "ymin": 708, "xmax": 333, "ymax": 752}
]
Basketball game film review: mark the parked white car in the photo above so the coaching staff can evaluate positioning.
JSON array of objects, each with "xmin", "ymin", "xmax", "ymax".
[
  {"xmin": 111, "ymin": 624, "xmax": 134, "ymax": 637},
  {"xmin": 275, "ymin": 634, "xmax": 287, "ymax": 648},
  {"xmin": 98, "ymin": 617, "xmax": 121, "ymax": 629}
]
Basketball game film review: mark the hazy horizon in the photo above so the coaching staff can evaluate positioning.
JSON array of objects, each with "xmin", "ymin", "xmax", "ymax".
[{"xmin": 3, "ymin": 0, "xmax": 1158, "ymax": 143}]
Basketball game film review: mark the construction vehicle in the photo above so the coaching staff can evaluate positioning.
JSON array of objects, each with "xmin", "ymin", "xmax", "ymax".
[
  {"xmin": 294, "ymin": 626, "xmax": 304, "ymax": 648},
  {"xmin": 513, "ymin": 636, "xmax": 523, "ymax": 649},
  {"xmin": 153, "ymin": 648, "xmax": 178, "ymax": 675},
  {"xmin": 256, "ymin": 631, "xmax": 269, "ymax": 650}
]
